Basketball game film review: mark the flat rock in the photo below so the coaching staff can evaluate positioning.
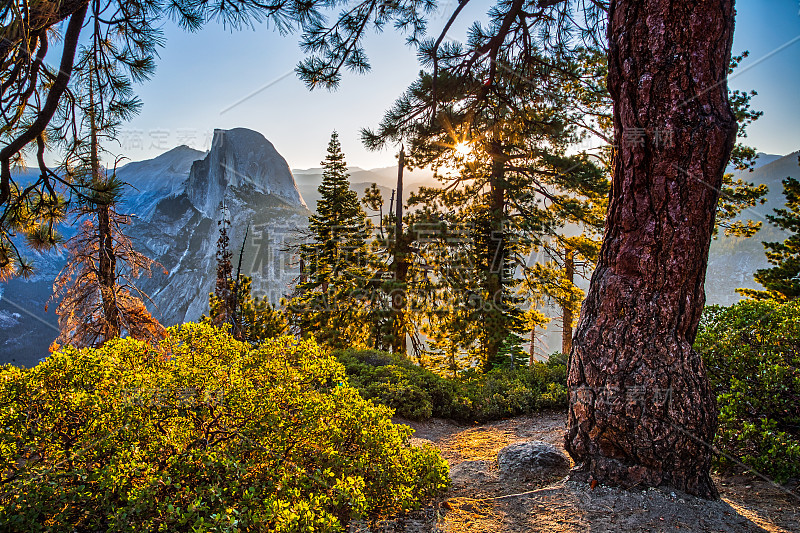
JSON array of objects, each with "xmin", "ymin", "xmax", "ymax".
[{"xmin": 497, "ymin": 440, "xmax": 570, "ymax": 480}]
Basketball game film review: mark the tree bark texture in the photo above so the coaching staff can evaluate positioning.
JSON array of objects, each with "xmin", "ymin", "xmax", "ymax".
[
  {"xmin": 565, "ymin": 0, "xmax": 737, "ymax": 499},
  {"xmin": 484, "ymin": 148, "xmax": 506, "ymax": 367}
]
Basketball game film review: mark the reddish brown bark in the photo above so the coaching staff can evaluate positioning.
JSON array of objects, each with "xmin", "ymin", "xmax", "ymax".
[
  {"xmin": 97, "ymin": 203, "xmax": 120, "ymax": 341},
  {"xmin": 529, "ymin": 324, "xmax": 536, "ymax": 365},
  {"xmin": 484, "ymin": 145, "xmax": 507, "ymax": 367},
  {"xmin": 565, "ymin": 0, "xmax": 737, "ymax": 499}
]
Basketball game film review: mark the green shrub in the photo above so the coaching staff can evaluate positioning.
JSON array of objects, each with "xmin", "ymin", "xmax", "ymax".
[
  {"xmin": 334, "ymin": 349, "xmax": 568, "ymax": 423},
  {"xmin": 335, "ymin": 349, "xmax": 466, "ymax": 421},
  {"xmin": 696, "ymin": 300, "xmax": 800, "ymax": 483},
  {"xmin": 0, "ymin": 324, "xmax": 449, "ymax": 532}
]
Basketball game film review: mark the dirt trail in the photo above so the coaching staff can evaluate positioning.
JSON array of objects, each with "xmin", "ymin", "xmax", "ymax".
[{"xmin": 375, "ymin": 411, "xmax": 800, "ymax": 532}]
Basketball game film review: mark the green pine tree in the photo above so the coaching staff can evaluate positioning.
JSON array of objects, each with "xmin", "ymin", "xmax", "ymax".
[
  {"xmin": 363, "ymin": 46, "xmax": 609, "ymax": 371},
  {"xmin": 288, "ymin": 132, "xmax": 375, "ymax": 348},
  {"xmin": 204, "ymin": 217, "xmax": 288, "ymax": 343},
  {"xmin": 206, "ymin": 275, "xmax": 288, "ymax": 343}
]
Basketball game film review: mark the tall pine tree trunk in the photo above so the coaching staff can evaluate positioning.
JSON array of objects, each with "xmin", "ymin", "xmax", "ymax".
[
  {"xmin": 561, "ymin": 248, "xmax": 574, "ymax": 356},
  {"xmin": 565, "ymin": 0, "xmax": 737, "ymax": 499},
  {"xmin": 392, "ymin": 147, "xmax": 409, "ymax": 354},
  {"xmin": 89, "ymin": 92, "xmax": 120, "ymax": 344},
  {"xmin": 97, "ymin": 203, "xmax": 119, "ymax": 342},
  {"xmin": 529, "ymin": 324, "xmax": 536, "ymax": 366},
  {"xmin": 484, "ymin": 143, "xmax": 506, "ymax": 368}
]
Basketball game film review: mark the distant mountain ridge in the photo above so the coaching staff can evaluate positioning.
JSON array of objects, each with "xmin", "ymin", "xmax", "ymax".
[
  {"xmin": 293, "ymin": 165, "xmax": 438, "ymax": 212},
  {"xmin": 705, "ymin": 149, "xmax": 800, "ymax": 305}
]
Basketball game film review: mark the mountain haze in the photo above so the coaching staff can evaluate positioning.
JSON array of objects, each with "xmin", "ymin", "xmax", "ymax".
[{"xmin": 705, "ymin": 150, "xmax": 800, "ymax": 305}]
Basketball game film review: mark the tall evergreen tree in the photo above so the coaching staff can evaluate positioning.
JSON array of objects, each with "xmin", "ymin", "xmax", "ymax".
[
  {"xmin": 738, "ymin": 160, "xmax": 800, "ymax": 301},
  {"xmin": 208, "ymin": 205, "xmax": 241, "ymax": 337},
  {"xmin": 50, "ymin": 175, "xmax": 165, "ymax": 349},
  {"xmin": 363, "ymin": 46, "xmax": 609, "ymax": 370},
  {"xmin": 288, "ymin": 132, "xmax": 374, "ymax": 348}
]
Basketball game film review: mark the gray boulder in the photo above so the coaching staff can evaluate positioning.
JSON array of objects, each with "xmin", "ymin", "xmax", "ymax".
[{"xmin": 497, "ymin": 440, "xmax": 570, "ymax": 480}]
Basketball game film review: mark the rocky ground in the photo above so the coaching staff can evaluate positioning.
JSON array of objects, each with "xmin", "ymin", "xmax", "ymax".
[{"xmin": 354, "ymin": 411, "xmax": 800, "ymax": 532}]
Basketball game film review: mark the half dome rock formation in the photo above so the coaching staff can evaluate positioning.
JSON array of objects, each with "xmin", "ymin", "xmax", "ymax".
[
  {"xmin": 186, "ymin": 128, "xmax": 306, "ymax": 216},
  {"xmin": 131, "ymin": 128, "xmax": 309, "ymax": 327}
]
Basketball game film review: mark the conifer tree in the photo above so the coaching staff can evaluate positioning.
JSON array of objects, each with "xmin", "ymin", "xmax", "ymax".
[
  {"xmin": 209, "ymin": 205, "xmax": 240, "ymax": 337},
  {"xmin": 206, "ymin": 274, "xmax": 289, "ymax": 343},
  {"xmin": 360, "ymin": 149, "xmax": 416, "ymax": 355},
  {"xmin": 363, "ymin": 47, "xmax": 609, "ymax": 370},
  {"xmin": 288, "ymin": 132, "xmax": 374, "ymax": 348},
  {"xmin": 360, "ymin": 179, "xmax": 406, "ymax": 352},
  {"xmin": 51, "ymin": 175, "xmax": 165, "ymax": 349},
  {"xmin": 738, "ymin": 160, "xmax": 800, "ymax": 301}
]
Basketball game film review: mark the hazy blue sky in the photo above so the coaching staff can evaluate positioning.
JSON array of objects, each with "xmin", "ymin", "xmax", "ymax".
[{"xmin": 118, "ymin": 0, "xmax": 800, "ymax": 170}]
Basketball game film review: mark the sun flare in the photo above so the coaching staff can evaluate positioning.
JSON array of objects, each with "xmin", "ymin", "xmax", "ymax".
[{"xmin": 454, "ymin": 141, "xmax": 472, "ymax": 156}]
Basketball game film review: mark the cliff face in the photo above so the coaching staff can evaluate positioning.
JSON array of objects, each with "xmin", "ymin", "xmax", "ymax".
[
  {"xmin": 0, "ymin": 129, "xmax": 309, "ymax": 366},
  {"xmin": 133, "ymin": 128, "xmax": 308, "ymax": 327},
  {"xmin": 186, "ymin": 128, "xmax": 306, "ymax": 217}
]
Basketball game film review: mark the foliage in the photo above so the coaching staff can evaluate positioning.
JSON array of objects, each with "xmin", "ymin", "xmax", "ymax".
[
  {"xmin": 714, "ymin": 51, "xmax": 769, "ymax": 239},
  {"xmin": 362, "ymin": 45, "xmax": 610, "ymax": 370},
  {"xmin": 205, "ymin": 214, "xmax": 287, "ymax": 343},
  {"xmin": 696, "ymin": 300, "xmax": 800, "ymax": 483},
  {"xmin": 335, "ymin": 348, "xmax": 568, "ymax": 422},
  {"xmin": 287, "ymin": 132, "xmax": 375, "ymax": 349},
  {"xmin": 21, "ymin": 1, "xmax": 164, "ymax": 351},
  {"xmin": 359, "ymin": 45, "xmax": 764, "ymax": 370},
  {"xmin": 0, "ymin": 323, "xmax": 448, "ymax": 531},
  {"xmin": 737, "ymin": 161, "xmax": 800, "ymax": 301},
  {"xmin": 209, "ymin": 206, "xmax": 240, "ymax": 336}
]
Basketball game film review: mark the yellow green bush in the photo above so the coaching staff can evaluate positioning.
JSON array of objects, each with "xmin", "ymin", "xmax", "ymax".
[{"xmin": 0, "ymin": 323, "xmax": 448, "ymax": 532}]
